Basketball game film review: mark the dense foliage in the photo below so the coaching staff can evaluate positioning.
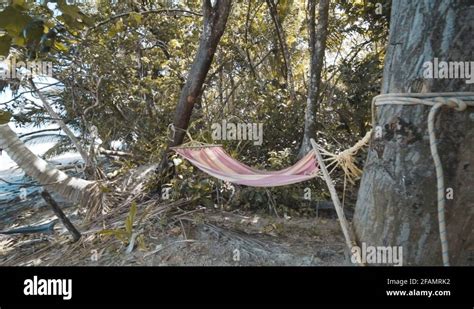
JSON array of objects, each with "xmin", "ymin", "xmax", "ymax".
[{"xmin": 0, "ymin": 0, "xmax": 390, "ymax": 213}]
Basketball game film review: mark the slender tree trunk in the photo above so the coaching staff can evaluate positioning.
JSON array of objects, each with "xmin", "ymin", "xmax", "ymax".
[
  {"xmin": 0, "ymin": 123, "xmax": 94, "ymax": 203},
  {"xmin": 170, "ymin": 0, "xmax": 232, "ymax": 147},
  {"xmin": 29, "ymin": 79, "xmax": 89, "ymax": 163},
  {"xmin": 299, "ymin": 0, "xmax": 330, "ymax": 158},
  {"xmin": 354, "ymin": 0, "xmax": 474, "ymax": 265},
  {"xmin": 41, "ymin": 190, "xmax": 81, "ymax": 242},
  {"xmin": 265, "ymin": 0, "xmax": 296, "ymax": 103}
]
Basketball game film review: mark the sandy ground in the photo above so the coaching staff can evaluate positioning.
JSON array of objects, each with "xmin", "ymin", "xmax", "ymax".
[
  {"xmin": 0, "ymin": 152, "xmax": 352, "ymax": 266},
  {"xmin": 0, "ymin": 194, "xmax": 350, "ymax": 266}
]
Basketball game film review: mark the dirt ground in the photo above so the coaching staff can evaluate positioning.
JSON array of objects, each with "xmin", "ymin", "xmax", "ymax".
[{"xmin": 0, "ymin": 194, "xmax": 350, "ymax": 266}]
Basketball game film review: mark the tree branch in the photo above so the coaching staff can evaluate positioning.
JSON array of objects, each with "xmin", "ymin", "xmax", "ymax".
[
  {"xmin": 265, "ymin": 0, "xmax": 296, "ymax": 103},
  {"xmin": 29, "ymin": 79, "xmax": 89, "ymax": 163},
  {"xmin": 86, "ymin": 9, "xmax": 203, "ymax": 35},
  {"xmin": 41, "ymin": 190, "xmax": 81, "ymax": 242},
  {"xmin": 0, "ymin": 82, "xmax": 62, "ymax": 106}
]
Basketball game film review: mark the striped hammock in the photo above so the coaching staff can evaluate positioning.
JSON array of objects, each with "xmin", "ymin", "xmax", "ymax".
[{"xmin": 173, "ymin": 145, "xmax": 319, "ymax": 187}]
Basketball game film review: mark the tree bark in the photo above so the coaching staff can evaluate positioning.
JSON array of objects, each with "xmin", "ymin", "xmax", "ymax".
[
  {"xmin": 299, "ymin": 0, "xmax": 330, "ymax": 158},
  {"xmin": 170, "ymin": 0, "xmax": 232, "ymax": 147},
  {"xmin": 41, "ymin": 190, "xmax": 81, "ymax": 242},
  {"xmin": 0, "ymin": 123, "xmax": 95, "ymax": 203},
  {"xmin": 353, "ymin": 0, "xmax": 474, "ymax": 265}
]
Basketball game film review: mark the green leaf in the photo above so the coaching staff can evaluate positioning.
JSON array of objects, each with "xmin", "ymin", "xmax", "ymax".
[
  {"xmin": 57, "ymin": 0, "xmax": 94, "ymax": 28},
  {"xmin": 0, "ymin": 110, "xmax": 12, "ymax": 125},
  {"xmin": 129, "ymin": 12, "xmax": 142, "ymax": 25},
  {"xmin": 115, "ymin": 19, "xmax": 124, "ymax": 32},
  {"xmin": 0, "ymin": 34, "xmax": 12, "ymax": 56},
  {"xmin": 125, "ymin": 202, "xmax": 137, "ymax": 235},
  {"xmin": 58, "ymin": 14, "xmax": 82, "ymax": 32},
  {"xmin": 100, "ymin": 185, "xmax": 111, "ymax": 193},
  {"xmin": 0, "ymin": 6, "xmax": 32, "ymax": 38},
  {"xmin": 53, "ymin": 41, "xmax": 68, "ymax": 52},
  {"xmin": 169, "ymin": 39, "xmax": 182, "ymax": 49},
  {"xmin": 107, "ymin": 19, "xmax": 124, "ymax": 38},
  {"xmin": 99, "ymin": 229, "xmax": 118, "ymax": 236},
  {"xmin": 12, "ymin": 35, "xmax": 26, "ymax": 47},
  {"xmin": 99, "ymin": 229, "xmax": 129, "ymax": 242},
  {"xmin": 11, "ymin": 0, "xmax": 29, "ymax": 10}
]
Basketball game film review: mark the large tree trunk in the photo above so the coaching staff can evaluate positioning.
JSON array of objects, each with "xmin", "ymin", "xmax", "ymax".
[
  {"xmin": 170, "ymin": 0, "xmax": 232, "ymax": 147},
  {"xmin": 299, "ymin": 0, "xmax": 330, "ymax": 158},
  {"xmin": 353, "ymin": 0, "xmax": 474, "ymax": 265},
  {"xmin": 0, "ymin": 123, "xmax": 95, "ymax": 204}
]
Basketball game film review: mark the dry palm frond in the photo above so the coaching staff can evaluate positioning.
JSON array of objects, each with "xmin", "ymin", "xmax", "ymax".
[
  {"xmin": 81, "ymin": 182, "xmax": 124, "ymax": 222},
  {"xmin": 1, "ymin": 196, "xmax": 194, "ymax": 266},
  {"xmin": 0, "ymin": 237, "xmax": 15, "ymax": 255}
]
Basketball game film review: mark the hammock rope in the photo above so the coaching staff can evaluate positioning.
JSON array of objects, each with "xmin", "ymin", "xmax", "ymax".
[
  {"xmin": 167, "ymin": 123, "xmax": 195, "ymax": 143},
  {"xmin": 312, "ymin": 130, "xmax": 372, "ymax": 184},
  {"xmin": 372, "ymin": 92, "xmax": 474, "ymax": 266}
]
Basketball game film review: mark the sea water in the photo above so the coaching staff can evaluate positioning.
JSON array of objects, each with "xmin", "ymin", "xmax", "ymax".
[{"xmin": 0, "ymin": 154, "xmax": 82, "ymax": 227}]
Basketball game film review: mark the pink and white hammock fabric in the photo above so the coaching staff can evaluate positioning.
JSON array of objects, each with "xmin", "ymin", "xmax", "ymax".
[{"xmin": 173, "ymin": 145, "xmax": 319, "ymax": 187}]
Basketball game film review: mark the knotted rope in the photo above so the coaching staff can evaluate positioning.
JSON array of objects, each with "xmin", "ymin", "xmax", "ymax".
[
  {"xmin": 167, "ymin": 123, "xmax": 194, "ymax": 143},
  {"xmin": 372, "ymin": 92, "xmax": 474, "ymax": 266},
  {"xmin": 313, "ymin": 130, "xmax": 372, "ymax": 185}
]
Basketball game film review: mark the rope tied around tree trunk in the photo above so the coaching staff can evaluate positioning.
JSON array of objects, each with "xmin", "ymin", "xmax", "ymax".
[
  {"xmin": 372, "ymin": 92, "xmax": 474, "ymax": 266},
  {"xmin": 167, "ymin": 123, "xmax": 194, "ymax": 143}
]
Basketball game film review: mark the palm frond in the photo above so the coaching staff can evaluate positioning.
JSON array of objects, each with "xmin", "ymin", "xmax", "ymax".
[
  {"xmin": 22, "ymin": 133, "xmax": 68, "ymax": 146},
  {"xmin": 42, "ymin": 137, "xmax": 78, "ymax": 159}
]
